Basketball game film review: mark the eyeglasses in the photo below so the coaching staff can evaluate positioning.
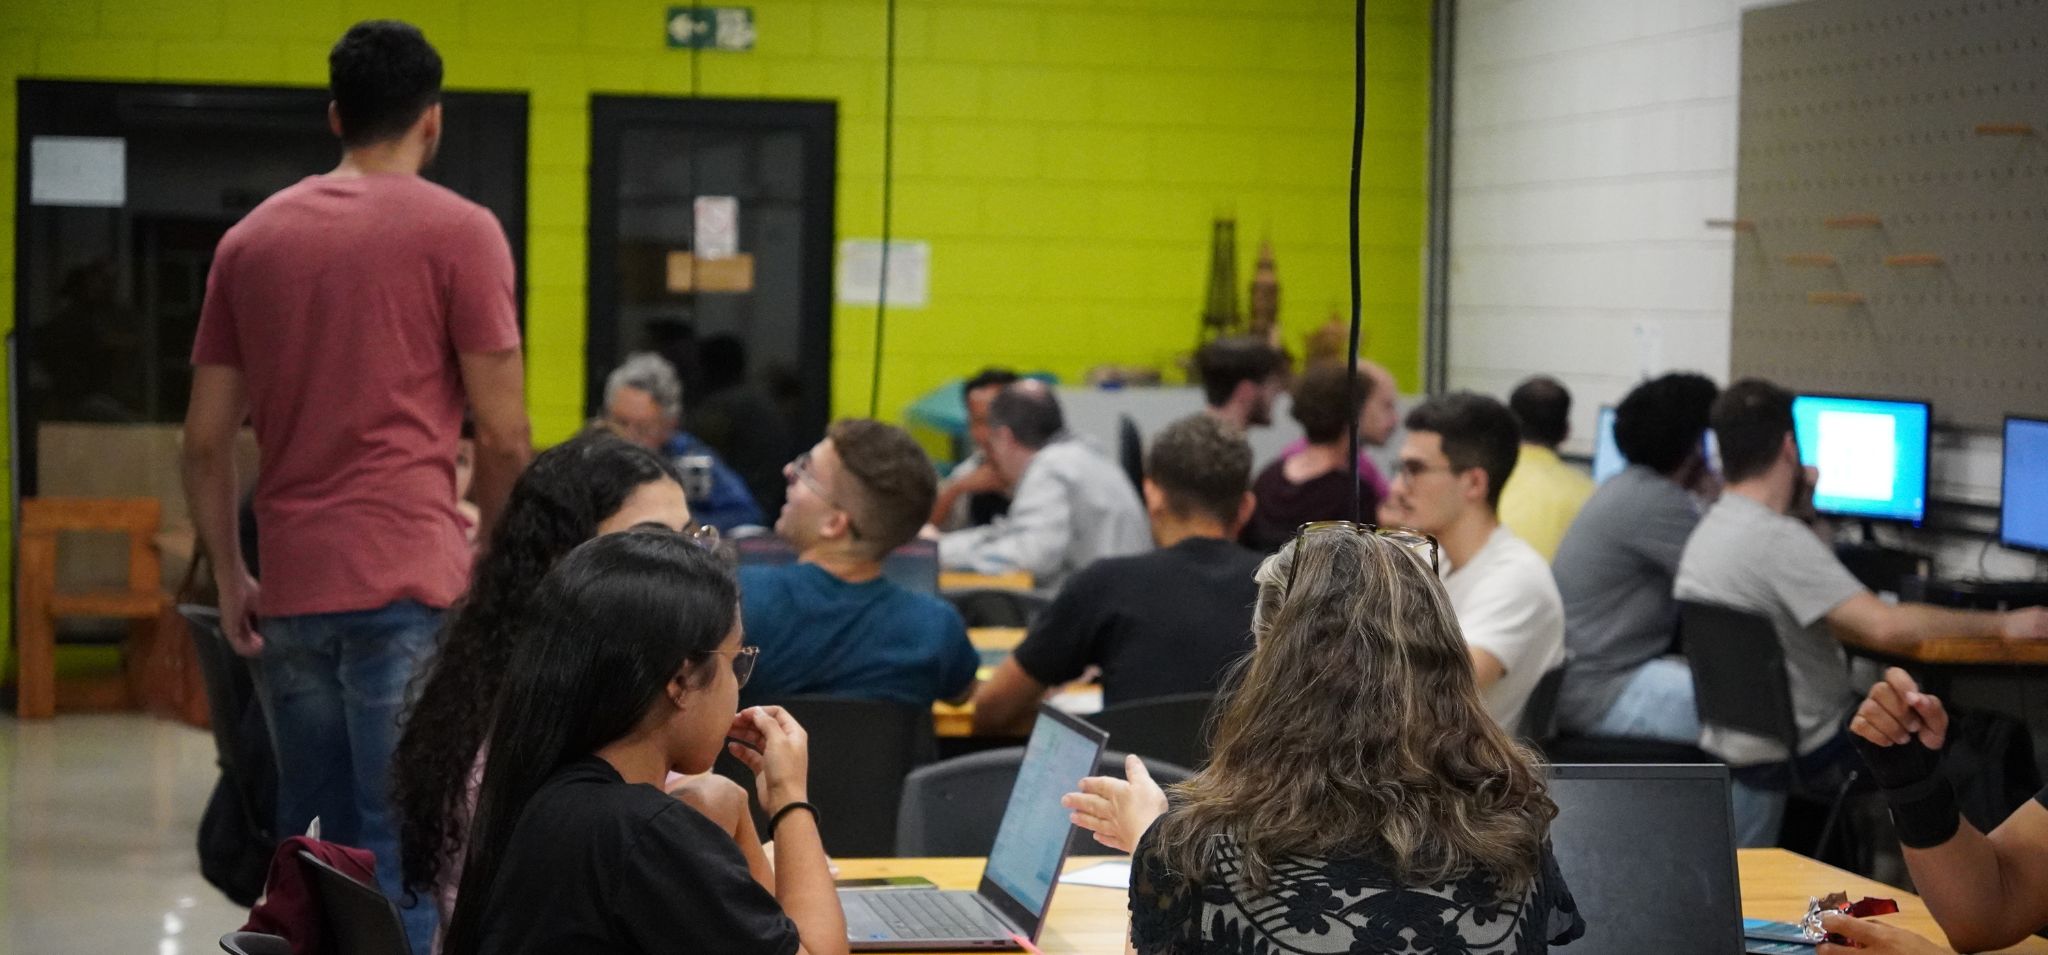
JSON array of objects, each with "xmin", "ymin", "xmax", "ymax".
[
  {"xmin": 1394, "ymin": 459, "xmax": 1457, "ymax": 483},
  {"xmin": 786, "ymin": 451, "xmax": 864, "ymax": 539},
  {"xmin": 709, "ymin": 646, "xmax": 759, "ymax": 688},
  {"xmin": 1284, "ymin": 520, "xmax": 1441, "ymax": 595},
  {"xmin": 624, "ymin": 521, "xmax": 722, "ymax": 551}
]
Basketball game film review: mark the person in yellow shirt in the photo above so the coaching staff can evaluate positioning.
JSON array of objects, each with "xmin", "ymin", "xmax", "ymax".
[{"xmin": 1498, "ymin": 375, "xmax": 1594, "ymax": 561}]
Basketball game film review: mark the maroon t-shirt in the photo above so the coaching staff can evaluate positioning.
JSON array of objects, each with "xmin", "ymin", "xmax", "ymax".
[{"xmin": 192, "ymin": 174, "xmax": 520, "ymax": 617}]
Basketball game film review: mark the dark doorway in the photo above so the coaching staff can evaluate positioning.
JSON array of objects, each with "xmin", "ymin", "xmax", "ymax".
[
  {"xmin": 587, "ymin": 95, "xmax": 836, "ymax": 519},
  {"xmin": 12, "ymin": 80, "xmax": 528, "ymax": 496}
]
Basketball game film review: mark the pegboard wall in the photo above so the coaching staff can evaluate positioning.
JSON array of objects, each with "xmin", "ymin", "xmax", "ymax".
[{"xmin": 1732, "ymin": 0, "xmax": 2048, "ymax": 429}]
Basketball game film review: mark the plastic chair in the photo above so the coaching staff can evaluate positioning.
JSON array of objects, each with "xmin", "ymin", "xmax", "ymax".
[
  {"xmin": 1679, "ymin": 600, "xmax": 1858, "ymax": 855},
  {"xmin": 895, "ymin": 748, "xmax": 1191, "ymax": 857},
  {"xmin": 1518, "ymin": 667, "xmax": 1565, "ymax": 744},
  {"xmin": 298, "ymin": 849, "xmax": 411, "ymax": 955},
  {"xmin": 944, "ymin": 588, "xmax": 1050, "ymax": 629},
  {"xmin": 219, "ymin": 932, "xmax": 293, "ymax": 955},
  {"xmin": 716, "ymin": 696, "xmax": 936, "ymax": 857},
  {"xmin": 1088, "ymin": 693, "xmax": 1215, "ymax": 770}
]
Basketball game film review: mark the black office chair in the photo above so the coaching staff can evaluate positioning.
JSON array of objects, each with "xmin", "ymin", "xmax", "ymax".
[
  {"xmin": 1117, "ymin": 414, "xmax": 1145, "ymax": 493},
  {"xmin": 298, "ymin": 849, "xmax": 411, "ymax": 955},
  {"xmin": 944, "ymin": 588, "xmax": 1050, "ymax": 629},
  {"xmin": 1088, "ymin": 693, "xmax": 1215, "ymax": 770},
  {"xmin": 180, "ymin": 604, "xmax": 278, "ymax": 906},
  {"xmin": 1518, "ymin": 667, "xmax": 1566, "ymax": 745},
  {"xmin": 1679, "ymin": 600, "xmax": 1859, "ymax": 859},
  {"xmin": 895, "ymin": 748, "xmax": 1191, "ymax": 857},
  {"xmin": 219, "ymin": 932, "xmax": 293, "ymax": 955},
  {"xmin": 715, "ymin": 696, "xmax": 937, "ymax": 857}
]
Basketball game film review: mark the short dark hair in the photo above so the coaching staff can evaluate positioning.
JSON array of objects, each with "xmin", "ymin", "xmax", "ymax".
[
  {"xmin": 827, "ymin": 419, "xmax": 937, "ymax": 556},
  {"xmin": 330, "ymin": 20, "xmax": 444, "ymax": 148},
  {"xmin": 1615, "ymin": 373, "xmax": 1720, "ymax": 475},
  {"xmin": 964, "ymin": 367, "xmax": 1021, "ymax": 395},
  {"xmin": 988, "ymin": 382, "xmax": 1064, "ymax": 449},
  {"xmin": 1508, "ymin": 376, "xmax": 1572, "ymax": 448},
  {"xmin": 1404, "ymin": 392, "xmax": 1522, "ymax": 510},
  {"xmin": 1289, "ymin": 364, "xmax": 1371, "ymax": 444},
  {"xmin": 1146, "ymin": 415, "xmax": 1252, "ymax": 526},
  {"xmin": 1710, "ymin": 378, "xmax": 1795, "ymax": 484},
  {"xmin": 1194, "ymin": 336, "xmax": 1287, "ymax": 408}
]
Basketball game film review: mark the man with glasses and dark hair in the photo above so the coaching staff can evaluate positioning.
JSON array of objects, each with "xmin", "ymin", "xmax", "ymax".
[
  {"xmin": 939, "ymin": 381, "xmax": 1150, "ymax": 590},
  {"xmin": 1381, "ymin": 392, "xmax": 1563, "ymax": 731},
  {"xmin": 736, "ymin": 419, "xmax": 979, "ymax": 708},
  {"xmin": 970, "ymin": 414, "xmax": 1265, "ymax": 734},
  {"xmin": 183, "ymin": 21, "xmax": 528, "ymax": 950},
  {"xmin": 1676, "ymin": 378, "xmax": 2048, "ymax": 846}
]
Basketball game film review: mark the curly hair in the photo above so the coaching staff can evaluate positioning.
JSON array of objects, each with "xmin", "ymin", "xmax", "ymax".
[
  {"xmin": 393, "ymin": 431, "xmax": 682, "ymax": 898},
  {"xmin": 1150, "ymin": 530, "xmax": 1555, "ymax": 897}
]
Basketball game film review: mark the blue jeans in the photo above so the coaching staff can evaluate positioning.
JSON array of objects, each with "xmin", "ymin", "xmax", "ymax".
[
  {"xmin": 1586, "ymin": 657, "xmax": 1702, "ymax": 744},
  {"xmin": 257, "ymin": 600, "xmax": 442, "ymax": 955}
]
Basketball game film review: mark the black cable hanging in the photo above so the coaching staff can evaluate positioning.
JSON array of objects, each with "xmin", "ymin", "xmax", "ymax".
[
  {"xmin": 1346, "ymin": 0, "xmax": 1369, "ymax": 521},
  {"xmin": 866, "ymin": 0, "xmax": 898, "ymax": 418},
  {"xmin": 686, "ymin": 1, "xmax": 703, "ymax": 300}
]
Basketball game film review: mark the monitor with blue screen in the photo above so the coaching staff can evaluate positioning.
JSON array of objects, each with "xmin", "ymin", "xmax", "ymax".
[
  {"xmin": 2003, "ymin": 416, "xmax": 2048, "ymax": 554},
  {"xmin": 1592, "ymin": 406, "xmax": 1625, "ymax": 484},
  {"xmin": 1790, "ymin": 394, "xmax": 1931, "ymax": 524}
]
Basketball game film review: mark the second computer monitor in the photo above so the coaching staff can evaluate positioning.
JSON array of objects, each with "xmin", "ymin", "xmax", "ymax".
[
  {"xmin": 2003, "ymin": 416, "xmax": 2048, "ymax": 554},
  {"xmin": 1791, "ymin": 393, "xmax": 1931, "ymax": 525},
  {"xmin": 1592, "ymin": 406, "xmax": 1626, "ymax": 484}
]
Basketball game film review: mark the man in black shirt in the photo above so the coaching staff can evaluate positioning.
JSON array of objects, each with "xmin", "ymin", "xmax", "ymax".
[{"xmin": 971, "ymin": 414, "xmax": 1264, "ymax": 735}]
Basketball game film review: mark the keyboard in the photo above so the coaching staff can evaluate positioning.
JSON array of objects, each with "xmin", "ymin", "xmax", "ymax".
[{"xmin": 845, "ymin": 889, "xmax": 1006, "ymax": 940}]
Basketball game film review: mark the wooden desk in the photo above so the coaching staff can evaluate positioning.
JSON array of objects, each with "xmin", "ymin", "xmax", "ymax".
[
  {"xmin": 833, "ymin": 851, "xmax": 2048, "ymax": 954},
  {"xmin": 941, "ymin": 571, "xmax": 1035, "ymax": 592},
  {"xmin": 970, "ymin": 627, "xmax": 1025, "ymax": 654},
  {"xmin": 1838, "ymin": 629, "xmax": 2048, "ymax": 667},
  {"xmin": 932, "ymin": 684, "xmax": 1102, "ymax": 739}
]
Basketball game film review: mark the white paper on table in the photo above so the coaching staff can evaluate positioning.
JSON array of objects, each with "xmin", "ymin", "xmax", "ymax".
[
  {"xmin": 31, "ymin": 136, "xmax": 126, "ymax": 207},
  {"xmin": 837, "ymin": 239, "xmax": 929, "ymax": 308},
  {"xmin": 1058, "ymin": 860, "xmax": 1131, "ymax": 889}
]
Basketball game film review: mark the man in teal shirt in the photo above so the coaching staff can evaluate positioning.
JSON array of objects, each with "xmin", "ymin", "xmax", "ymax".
[{"xmin": 740, "ymin": 419, "xmax": 978, "ymax": 707}]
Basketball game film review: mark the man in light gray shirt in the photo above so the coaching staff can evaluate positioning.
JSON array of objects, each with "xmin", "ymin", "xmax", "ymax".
[
  {"xmin": 939, "ymin": 380, "xmax": 1151, "ymax": 591},
  {"xmin": 1676, "ymin": 379, "xmax": 2048, "ymax": 847},
  {"xmin": 1555, "ymin": 373, "xmax": 1719, "ymax": 743}
]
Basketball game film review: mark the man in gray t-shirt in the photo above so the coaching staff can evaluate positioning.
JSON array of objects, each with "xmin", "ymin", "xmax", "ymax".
[
  {"xmin": 1677, "ymin": 379, "xmax": 2048, "ymax": 847},
  {"xmin": 1555, "ymin": 375, "xmax": 1718, "ymax": 742}
]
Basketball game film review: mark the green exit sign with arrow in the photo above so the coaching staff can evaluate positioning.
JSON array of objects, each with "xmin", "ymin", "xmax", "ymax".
[{"xmin": 667, "ymin": 7, "xmax": 756, "ymax": 50}]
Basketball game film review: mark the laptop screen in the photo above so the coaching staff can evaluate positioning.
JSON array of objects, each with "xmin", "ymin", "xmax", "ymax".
[
  {"xmin": 979, "ymin": 709, "xmax": 1107, "ymax": 933},
  {"xmin": 1546, "ymin": 764, "xmax": 1743, "ymax": 955}
]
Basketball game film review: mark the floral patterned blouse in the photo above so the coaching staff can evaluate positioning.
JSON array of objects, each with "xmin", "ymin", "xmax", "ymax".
[{"xmin": 1129, "ymin": 824, "xmax": 1585, "ymax": 955}]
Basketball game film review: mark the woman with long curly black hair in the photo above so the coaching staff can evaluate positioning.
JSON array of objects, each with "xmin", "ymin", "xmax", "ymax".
[{"xmin": 391, "ymin": 430, "xmax": 712, "ymax": 937}]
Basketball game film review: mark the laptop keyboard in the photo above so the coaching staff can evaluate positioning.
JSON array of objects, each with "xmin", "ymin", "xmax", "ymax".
[{"xmin": 847, "ymin": 890, "xmax": 1005, "ymax": 940}]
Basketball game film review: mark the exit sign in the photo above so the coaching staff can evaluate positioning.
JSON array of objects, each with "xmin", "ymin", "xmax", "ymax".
[{"xmin": 667, "ymin": 7, "xmax": 755, "ymax": 50}]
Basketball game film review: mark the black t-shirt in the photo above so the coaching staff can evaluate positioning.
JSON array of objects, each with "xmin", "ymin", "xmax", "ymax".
[
  {"xmin": 1240, "ymin": 458, "xmax": 1382, "ymax": 553},
  {"xmin": 475, "ymin": 756, "xmax": 798, "ymax": 955},
  {"xmin": 1012, "ymin": 537, "xmax": 1264, "ymax": 707}
]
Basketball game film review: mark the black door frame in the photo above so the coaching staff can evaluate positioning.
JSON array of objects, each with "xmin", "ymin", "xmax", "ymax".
[{"xmin": 585, "ymin": 95, "xmax": 837, "ymax": 441}]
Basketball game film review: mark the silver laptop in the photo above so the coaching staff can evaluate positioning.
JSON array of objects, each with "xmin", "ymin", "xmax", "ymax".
[{"xmin": 842, "ymin": 707, "xmax": 1107, "ymax": 951}]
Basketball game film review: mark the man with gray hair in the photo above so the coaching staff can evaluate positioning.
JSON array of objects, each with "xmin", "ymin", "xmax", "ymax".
[{"xmin": 602, "ymin": 351, "xmax": 762, "ymax": 530}]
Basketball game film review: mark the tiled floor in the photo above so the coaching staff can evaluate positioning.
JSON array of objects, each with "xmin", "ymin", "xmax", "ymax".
[{"xmin": 4, "ymin": 714, "xmax": 251, "ymax": 954}]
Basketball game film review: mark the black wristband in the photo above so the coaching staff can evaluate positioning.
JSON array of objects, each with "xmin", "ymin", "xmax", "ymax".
[
  {"xmin": 1881, "ymin": 772, "xmax": 1963, "ymax": 850},
  {"xmin": 769, "ymin": 800, "xmax": 819, "ymax": 837},
  {"xmin": 1851, "ymin": 732, "xmax": 1945, "ymax": 792}
]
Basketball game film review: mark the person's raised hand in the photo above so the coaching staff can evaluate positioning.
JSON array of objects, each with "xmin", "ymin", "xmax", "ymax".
[
  {"xmin": 726, "ymin": 705, "xmax": 811, "ymax": 812},
  {"xmin": 1060, "ymin": 754, "xmax": 1169, "ymax": 854},
  {"xmin": 1850, "ymin": 667, "xmax": 1949, "ymax": 751},
  {"xmin": 1815, "ymin": 913, "xmax": 1948, "ymax": 955},
  {"xmin": 2002, "ymin": 606, "xmax": 2048, "ymax": 640}
]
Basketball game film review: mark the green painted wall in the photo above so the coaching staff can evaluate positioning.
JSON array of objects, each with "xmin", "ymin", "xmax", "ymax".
[{"xmin": 0, "ymin": 0, "xmax": 1432, "ymax": 662}]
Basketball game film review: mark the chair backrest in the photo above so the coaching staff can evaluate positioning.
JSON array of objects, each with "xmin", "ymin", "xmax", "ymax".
[
  {"xmin": 218, "ymin": 931, "xmax": 293, "ymax": 955},
  {"xmin": 716, "ymin": 696, "xmax": 936, "ymax": 857},
  {"xmin": 297, "ymin": 850, "xmax": 410, "ymax": 955},
  {"xmin": 896, "ymin": 748, "xmax": 1192, "ymax": 857},
  {"xmin": 1678, "ymin": 600, "xmax": 1800, "ymax": 750},
  {"xmin": 1088, "ymin": 693, "xmax": 1215, "ymax": 770},
  {"xmin": 20, "ymin": 496, "xmax": 162, "ymax": 591},
  {"xmin": 1117, "ymin": 414, "xmax": 1145, "ymax": 492},
  {"xmin": 1519, "ymin": 667, "xmax": 1566, "ymax": 743},
  {"xmin": 944, "ymin": 588, "xmax": 1050, "ymax": 629}
]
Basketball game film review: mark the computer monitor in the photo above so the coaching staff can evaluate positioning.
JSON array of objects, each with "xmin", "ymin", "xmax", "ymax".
[
  {"xmin": 1592, "ymin": 406, "xmax": 1626, "ymax": 484},
  {"xmin": 2003, "ymin": 416, "xmax": 2048, "ymax": 555},
  {"xmin": 1790, "ymin": 393, "xmax": 1931, "ymax": 524},
  {"xmin": 1547, "ymin": 764, "xmax": 1743, "ymax": 955}
]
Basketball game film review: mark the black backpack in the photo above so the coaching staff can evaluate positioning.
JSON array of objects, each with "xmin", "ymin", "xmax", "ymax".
[{"xmin": 181, "ymin": 599, "xmax": 279, "ymax": 907}]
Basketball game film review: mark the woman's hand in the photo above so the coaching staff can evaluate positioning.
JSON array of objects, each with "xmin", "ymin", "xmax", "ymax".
[
  {"xmin": 726, "ymin": 705, "xmax": 810, "ymax": 812},
  {"xmin": 1062, "ymin": 754, "xmax": 1169, "ymax": 853},
  {"xmin": 1816, "ymin": 914, "xmax": 1949, "ymax": 955}
]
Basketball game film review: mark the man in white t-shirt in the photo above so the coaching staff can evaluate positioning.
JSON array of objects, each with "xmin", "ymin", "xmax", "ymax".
[{"xmin": 1381, "ymin": 391, "xmax": 1565, "ymax": 731}]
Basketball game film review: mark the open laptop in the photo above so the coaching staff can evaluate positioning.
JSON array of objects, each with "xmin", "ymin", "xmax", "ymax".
[
  {"xmin": 1547, "ymin": 764, "xmax": 1779, "ymax": 955},
  {"xmin": 842, "ymin": 707, "xmax": 1107, "ymax": 950}
]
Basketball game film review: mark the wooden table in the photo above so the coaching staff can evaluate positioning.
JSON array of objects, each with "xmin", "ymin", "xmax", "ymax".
[
  {"xmin": 1838, "ymin": 629, "xmax": 2048, "ymax": 667},
  {"xmin": 833, "ymin": 850, "xmax": 2048, "ymax": 954},
  {"xmin": 941, "ymin": 570, "xmax": 1035, "ymax": 592}
]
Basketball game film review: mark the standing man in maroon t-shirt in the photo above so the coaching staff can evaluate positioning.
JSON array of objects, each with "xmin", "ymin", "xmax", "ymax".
[{"xmin": 181, "ymin": 22, "xmax": 529, "ymax": 951}]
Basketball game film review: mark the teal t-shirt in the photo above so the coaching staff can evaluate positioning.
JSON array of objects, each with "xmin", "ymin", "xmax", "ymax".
[{"xmin": 737, "ymin": 562, "xmax": 978, "ymax": 707}]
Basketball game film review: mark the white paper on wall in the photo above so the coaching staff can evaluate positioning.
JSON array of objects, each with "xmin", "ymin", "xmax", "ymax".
[
  {"xmin": 837, "ymin": 239, "xmax": 930, "ymax": 308},
  {"xmin": 31, "ymin": 136, "xmax": 126, "ymax": 208}
]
